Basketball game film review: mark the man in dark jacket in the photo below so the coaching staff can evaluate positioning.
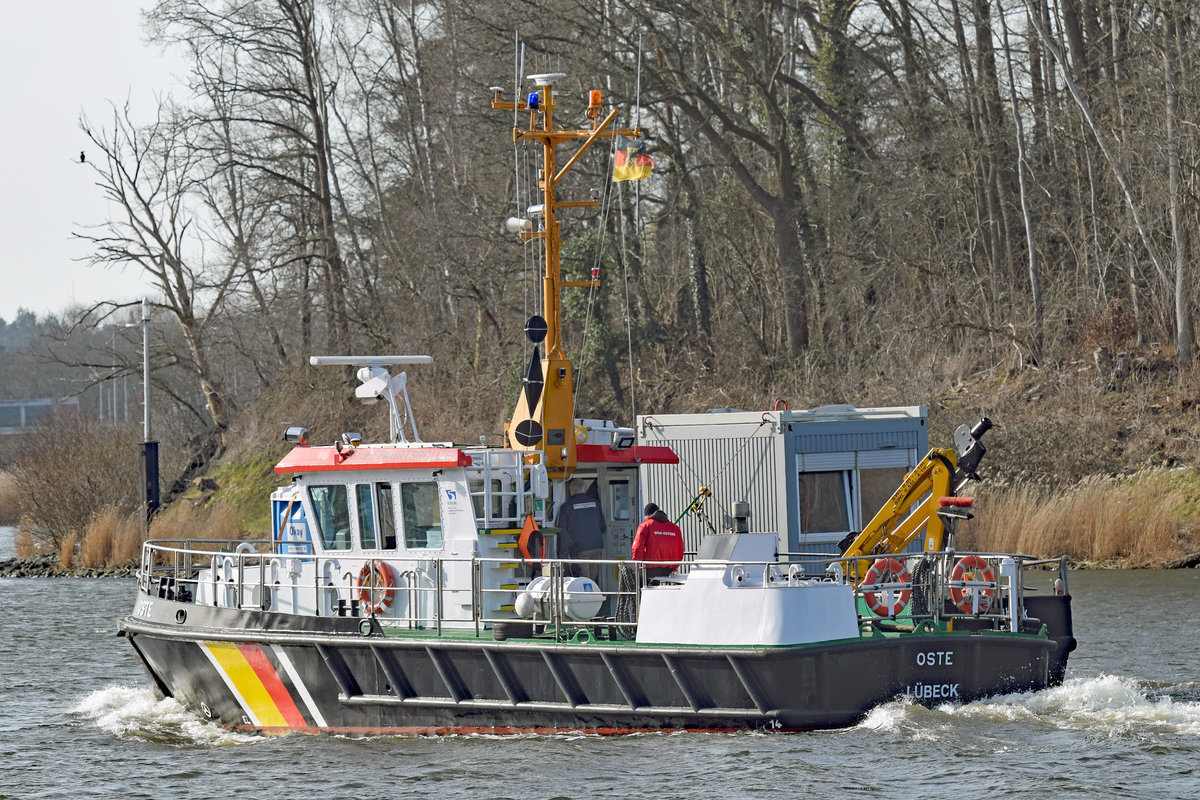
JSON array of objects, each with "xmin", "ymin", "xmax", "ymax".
[
  {"xmin": 555, "ymin": 479, "xmax": 606, "ymax": 582},
  {"xmin": 631, "ymin": 503, "xmax": 683, "ymax": 579}
]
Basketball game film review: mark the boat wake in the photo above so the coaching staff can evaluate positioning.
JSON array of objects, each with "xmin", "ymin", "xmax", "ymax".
[
  {"xmin": 71, "ymin": 686, "xmax": 258, "ymax": 747},
  {"xmin": 857, "ymin": 674, "xmax": 1200, "ymax": 738}
]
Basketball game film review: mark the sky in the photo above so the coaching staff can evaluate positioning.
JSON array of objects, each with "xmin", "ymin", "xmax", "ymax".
[{"xmin": 0, "ymin": 2, "xmax": 184, "ymax": 323}]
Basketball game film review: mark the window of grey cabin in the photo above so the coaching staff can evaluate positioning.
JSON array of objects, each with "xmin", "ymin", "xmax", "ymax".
[
  {"xmin": 797, "ymin": 471, "xmax": 851, "ymax": 539},
  {"xmin": 308, "ymin": 484, "xmax": 351, "ymax": 550},
  {"xmin": 402, "ymin": 481, "xmax": 443, "ymax": 549}
]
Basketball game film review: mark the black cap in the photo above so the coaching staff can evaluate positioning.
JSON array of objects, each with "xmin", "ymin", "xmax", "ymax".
[{"xmin": 643, "ymin": 503, "xmax": 659, "ymax": 517}]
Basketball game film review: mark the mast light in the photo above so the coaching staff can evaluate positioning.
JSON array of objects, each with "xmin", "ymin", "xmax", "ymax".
[
  {"xmin": 505, "ymin": 217, "xmax": 532, "ymax": 233},
  {"xmin": 283, "ymin": 426, "xmax": 309, "ymax": 445}
]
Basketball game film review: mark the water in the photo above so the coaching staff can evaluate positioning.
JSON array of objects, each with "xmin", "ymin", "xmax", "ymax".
[{"xmin": 3, "ymin": 522, "xmax": 1199, "ymax": 799}]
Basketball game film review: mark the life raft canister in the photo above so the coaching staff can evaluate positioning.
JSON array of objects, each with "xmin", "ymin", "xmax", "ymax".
[
  {"xmin": 862, "ymin": 557, "xmax": 912, "ymax": 616},
  {"xmin": 950, "ymin": 554, "xmax": 996, "ymax": 613},
  {"xmin": 355, "ymin": 561, "xmax": 397, "ymax": 615}
]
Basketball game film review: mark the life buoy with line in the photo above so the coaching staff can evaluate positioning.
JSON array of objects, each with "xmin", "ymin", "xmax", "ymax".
[
  {"xmin": 355, "ymin": 561, "xmax": 397, "ymax": 615},
  {"xmin": 950, "ymin": 555, "xmax": 995, "ymax": 613},
  {"xmin": 862, "ymin": 557, "xmax": 911, "ymax": 616}
]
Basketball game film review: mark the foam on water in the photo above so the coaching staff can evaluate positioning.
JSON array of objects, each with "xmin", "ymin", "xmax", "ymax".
[
  {"xmin": 855, "ymin": 674, "xmax": 1200, "ymax": 739},
  {"xmin": 974, "ymin": 674, "xmax": 1200, "ymax": 735},
  {"xmin": 71, "ymin": 686, "xmax": 259, "ymax": 747}
]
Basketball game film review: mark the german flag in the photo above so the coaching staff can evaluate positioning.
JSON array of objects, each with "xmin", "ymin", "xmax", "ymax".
[{"xmin": 613, "ymin": 139, "xmax": 653, "ymax": 182}]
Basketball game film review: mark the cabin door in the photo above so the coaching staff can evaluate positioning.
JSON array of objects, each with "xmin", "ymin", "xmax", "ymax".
[{"xmin": 597, "ymin": 470, "xmax": 637, "ymax": 591}]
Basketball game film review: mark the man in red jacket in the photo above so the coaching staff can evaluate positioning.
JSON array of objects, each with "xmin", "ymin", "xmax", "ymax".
[{"xmin": 631, "ymin": 503, "xmax": 684, "ymax": 580}]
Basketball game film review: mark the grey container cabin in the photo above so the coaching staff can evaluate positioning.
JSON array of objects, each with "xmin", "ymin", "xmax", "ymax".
[{"xmin": 636, "ymin": 405, "xmax": 929, "ymax": 558}]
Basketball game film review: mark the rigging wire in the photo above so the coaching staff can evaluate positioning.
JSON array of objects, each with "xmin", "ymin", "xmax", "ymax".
[
  {"xmin": 634, "ymin": 35, "xmax": 644, "ymax": 244},
  {"xmin": 513, "ymin": 34, "xmax": 520, "ymax": 213},
  {"xmin": 653, "ymin": 417, "xmax": 775, "ymax": 531},
  {"xmin": 513, "ymin": 37, "xmax": 527, "ymax": 352},
  {"xmin": 622, "ymin": 37, "xmax": 645, "ymax": 436},
  {"xmin": 570, "ymin": 124, "xmax": 622, "ymax": 428}
]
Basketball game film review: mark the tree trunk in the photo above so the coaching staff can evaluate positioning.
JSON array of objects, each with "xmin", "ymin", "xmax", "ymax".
[{"xmin": 1163, "ymin": 1, "xmax": 1192, "ymax": 362}]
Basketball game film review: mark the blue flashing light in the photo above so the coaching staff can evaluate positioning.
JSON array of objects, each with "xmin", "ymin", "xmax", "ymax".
[{"xmin": 529, "ymin": 91, "xmax": 539, "ymax": 110}]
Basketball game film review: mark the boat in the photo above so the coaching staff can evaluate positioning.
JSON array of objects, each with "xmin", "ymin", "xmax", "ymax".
[{"xmin": 118, "ymin": 72, "xmax": 1076, "ymax": 734}]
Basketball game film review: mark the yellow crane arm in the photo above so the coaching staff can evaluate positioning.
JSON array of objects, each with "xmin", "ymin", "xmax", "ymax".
[
  {"xmin": 840, "ymin": 447, "xmax": 957, "ymax": 563},
  {"xmin": 839, "ymin": 418, "xmax": 993, "ymax": 579}
]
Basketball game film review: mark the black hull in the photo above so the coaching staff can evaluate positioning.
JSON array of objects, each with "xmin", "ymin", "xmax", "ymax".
[
  {"xmin": 120, "ymin": 592, "xmax": 1060, "ymax": 734},
  {"xmin": 1023, "ymin": 594, "xmax": 1077, "ymax": 684}
]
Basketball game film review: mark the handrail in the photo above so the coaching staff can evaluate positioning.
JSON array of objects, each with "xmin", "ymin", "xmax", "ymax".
[{"xmin": 135, "ymin": 541, "xmax": 1060, "ymax": 638}]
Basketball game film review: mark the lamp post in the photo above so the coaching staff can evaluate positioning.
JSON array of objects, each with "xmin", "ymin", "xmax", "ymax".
[{"xmin": 128, "ymin": 298, "xmax": 159, "ymax": 527}]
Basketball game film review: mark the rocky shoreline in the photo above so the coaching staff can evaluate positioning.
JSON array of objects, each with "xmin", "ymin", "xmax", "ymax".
[{"xmin": 0, "ymin": 554, "xmax": 138, "ymax": 579}]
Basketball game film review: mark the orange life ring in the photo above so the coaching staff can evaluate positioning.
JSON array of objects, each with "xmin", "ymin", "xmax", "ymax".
[
  {"xmin": 862, "ymin": 557, "xmax": 912, "ymax": 616},
  {"xmin": 355, "ymin": 561, "xmax": 396, "ymax": 615},
  {"xmin": 950, "ymin": 555, "xmax": 995, "ymax": 613}
]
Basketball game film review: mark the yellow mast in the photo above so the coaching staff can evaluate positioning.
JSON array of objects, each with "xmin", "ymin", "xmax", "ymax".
[{"xmin": 492, "ymin": 73, "xmax": 641, "ymax": 479}]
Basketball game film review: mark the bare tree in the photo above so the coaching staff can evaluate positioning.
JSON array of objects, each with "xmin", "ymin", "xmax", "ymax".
[
  {"xmin": 150, "ymin": 0, "xmax": 352, "ymax": 352},
  {"xmin": 77, "ymin": 103, "xmax": 235, "ymax": 447}
]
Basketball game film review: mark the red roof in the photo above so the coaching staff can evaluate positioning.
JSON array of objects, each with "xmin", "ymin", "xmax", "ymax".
[
  {"xmin": 576, "ymin": 444, "xmax": 679, "ymax": 465},
  {"xmin": 275, "ymin": 445, "xmax": 473, "ymax": 474}
]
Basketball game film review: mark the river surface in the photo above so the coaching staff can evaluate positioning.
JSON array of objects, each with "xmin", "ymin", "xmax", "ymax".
[{"xmin": 2, "ymin": 525, "xmax": 1199, "ymax": 799}]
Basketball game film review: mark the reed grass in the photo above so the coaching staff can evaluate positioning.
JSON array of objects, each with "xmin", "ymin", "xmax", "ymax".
[
  {"xmin": 14, "ymin": 526, "xmax": 35, "ymax": 558},
  {"xmin": 79, "ymin": 508, "xmax": 116, "ymax": 568},
  {"xmin": 148, "ymin": 500, "xmax": 251, "ymax": 552},
  {"xmin": 58, "ymin": 534, "xmax": 75, "ymax": 570},
  {"xmin": 79, "ymin": 507, "xmax": 146, "ymax": 568},
  {"xmin": 110, "ymin": 513, "xmax": 145, "ymax": 565},
  {"xmin": 961, "ymin": 469, "xmax": 1200, "ymax": 566},
  {"xmin": 0, "ymin": 472, "xmax": 19, "ymax": 525}
]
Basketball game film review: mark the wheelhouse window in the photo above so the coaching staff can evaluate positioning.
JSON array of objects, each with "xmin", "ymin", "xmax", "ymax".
[
  {"xmin": 356, "ymin": 484, "xmax": 378, "ymax": 549},
  {"xmin": 377, "ymin": 482, "xmax": 397, "ymax": 549},
  {"xmin": 402, "ymin": 481, "xmax": 443, "ymax": 549},
  {"xmin": 308, "ymin": 484, "xmax": 351, "ymax": 551},
  {"xmin": 351, "ymin": 482, "xmax": 399, "ymax": 550}
]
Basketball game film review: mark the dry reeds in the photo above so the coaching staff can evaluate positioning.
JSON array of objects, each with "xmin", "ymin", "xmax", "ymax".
[
  {"xmin": 962, "ymin": 469, "xmax": 1200, "ymax": 566},
  {"xmin": 58, "ymin": 534, "xmax": 75, "ymax": 570},
  {"xmin": 0, "ymin": 472, "xmax": 19, "ymax": 525},
  {"xmin": 14, "ymin": 526, "xmax": 35, "ymax": 558},
  {"xmin": 79, "ymin": 507, "xmax": 145, "ymax": 568},
  {"xmin": 148, "ymin": 500, "xmax": 250, "ymax": 551},
  {"xmin": 6, "ymin": 418, "xmax": 141, "ymax": 553}
]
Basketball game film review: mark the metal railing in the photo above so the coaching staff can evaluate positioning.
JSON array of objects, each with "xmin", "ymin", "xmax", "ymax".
[{"xmin": 136, "ymin": 540, "xmax": 1064, "ymax": 639}]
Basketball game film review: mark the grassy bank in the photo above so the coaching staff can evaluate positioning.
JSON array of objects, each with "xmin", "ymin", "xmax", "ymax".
[
  {"xmin": 0, "ymin": 454, "xmax": 274, "ymax": 570},
  {"xmin": 961, "ymin": 468, "xmax": 1200, "ymax": 567},
  {"xmin": 5, "ymin": 460, "xmax": 1200, "ymax": 571}
]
